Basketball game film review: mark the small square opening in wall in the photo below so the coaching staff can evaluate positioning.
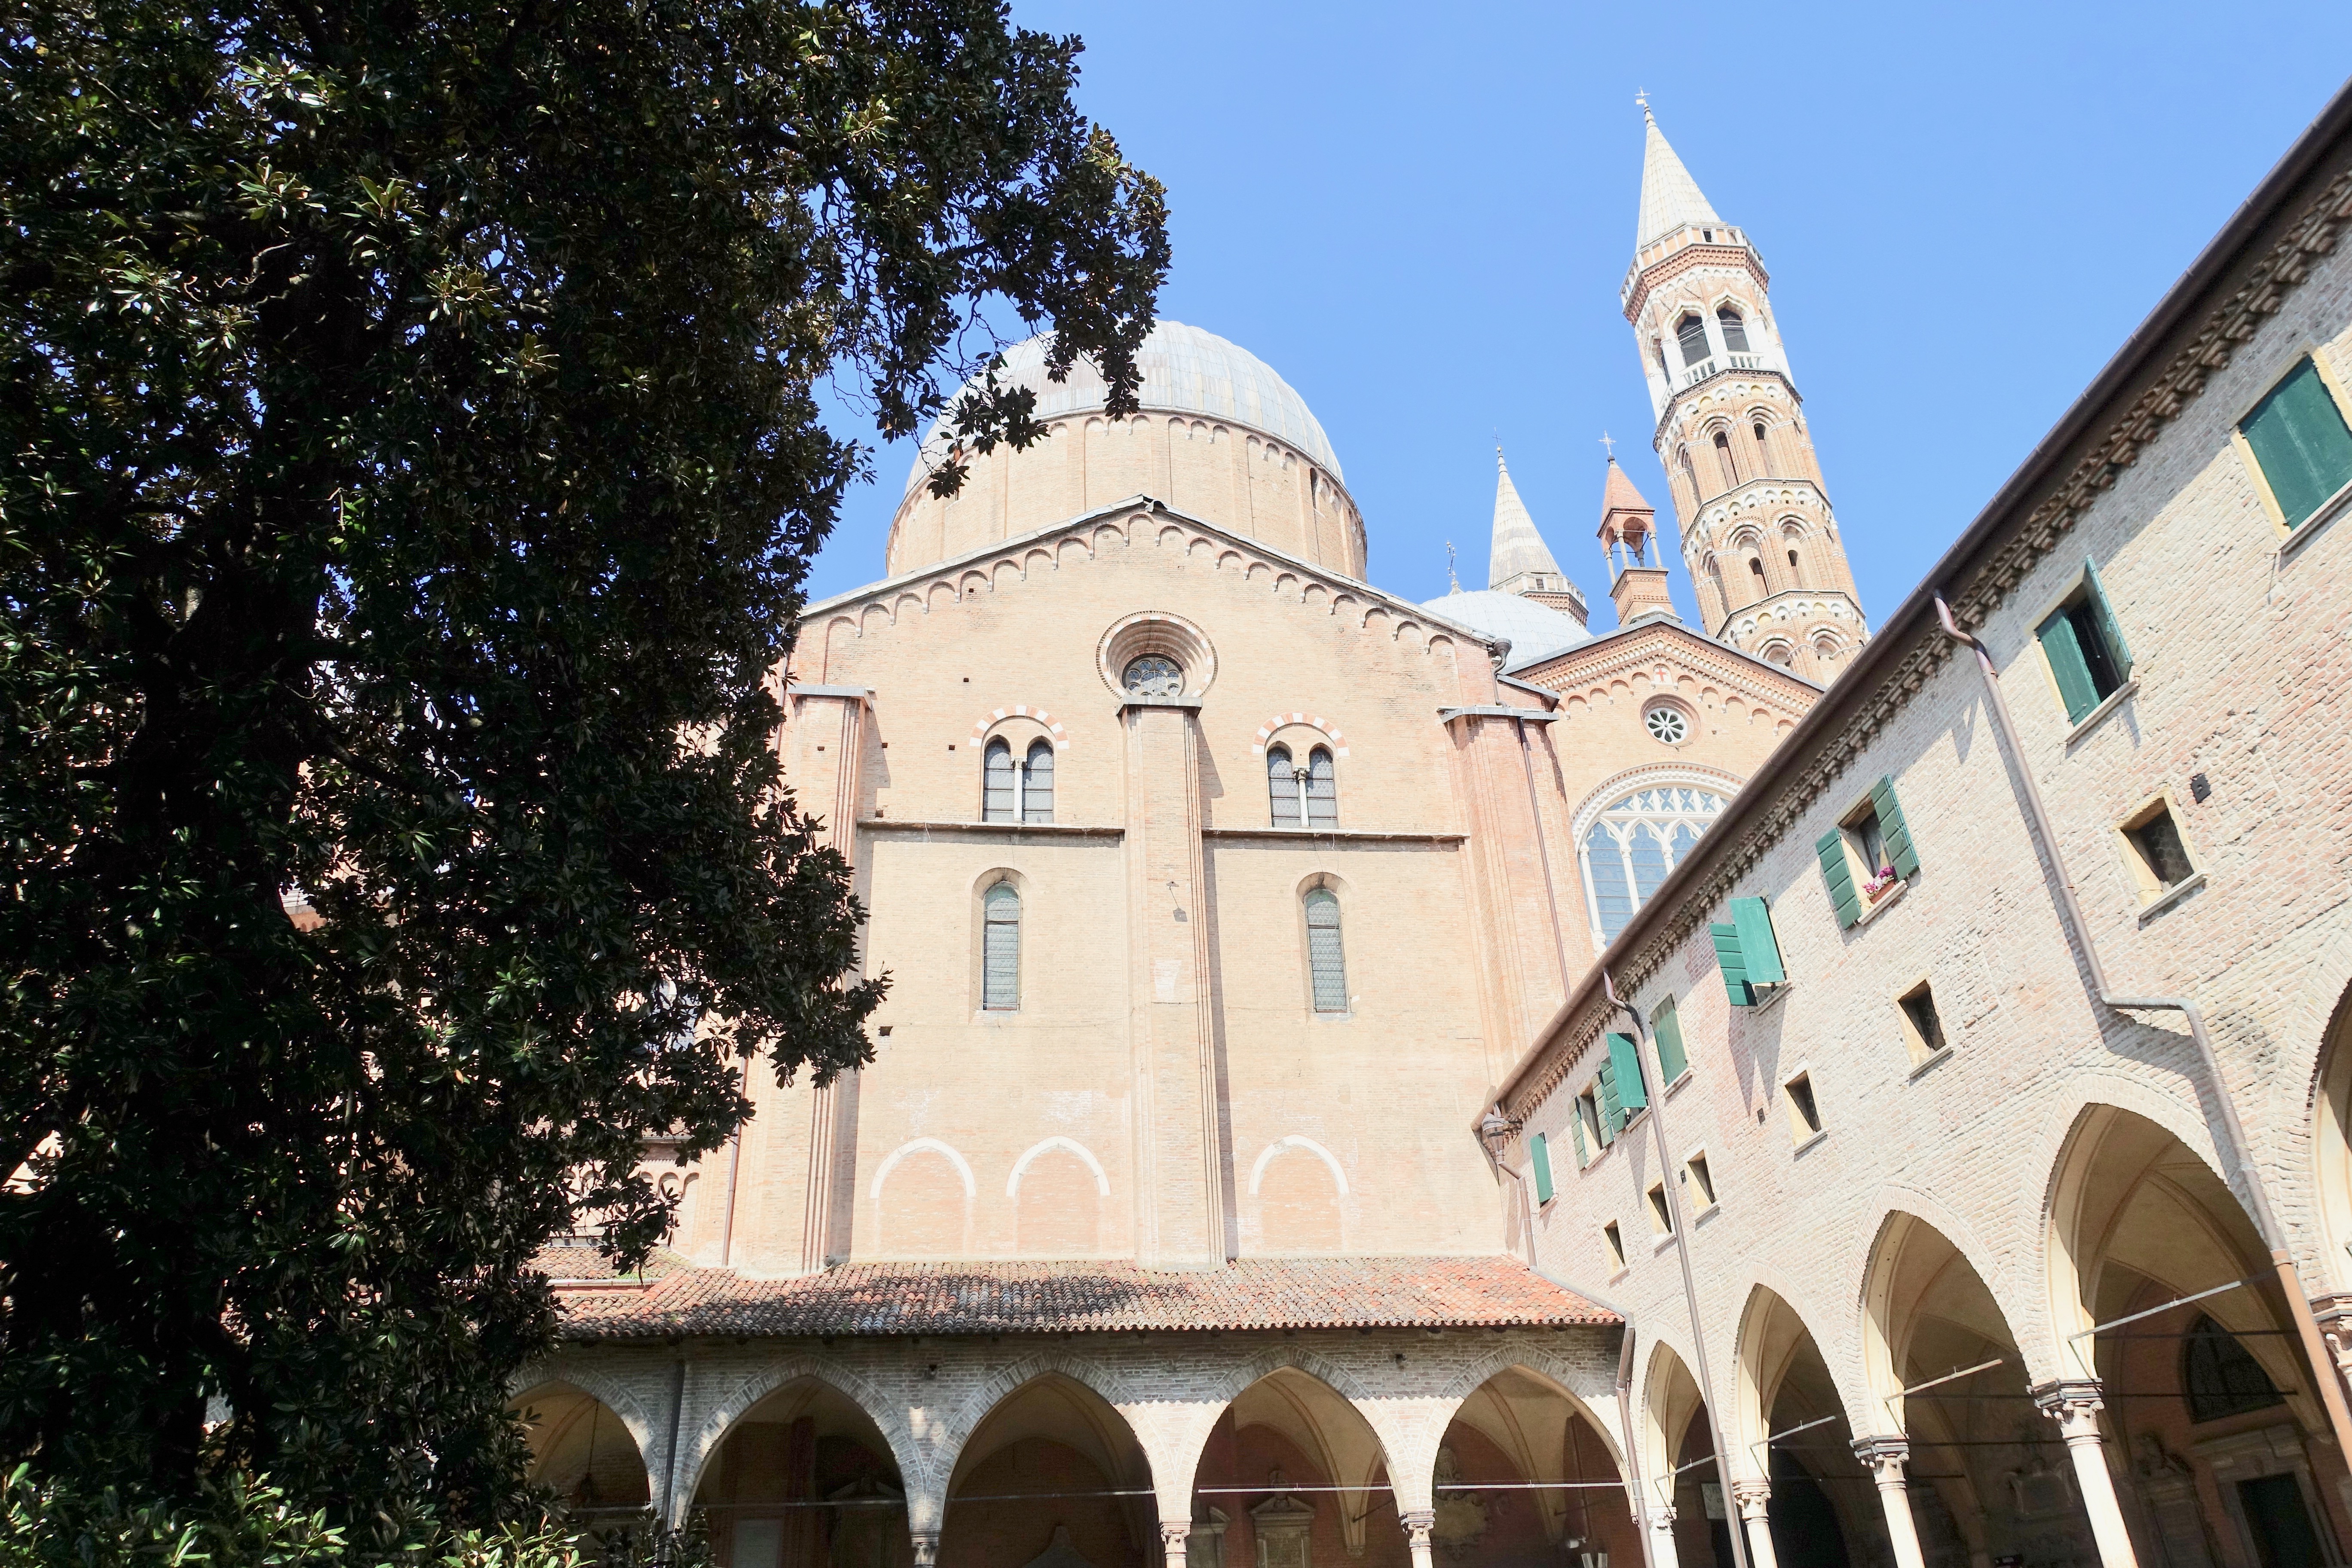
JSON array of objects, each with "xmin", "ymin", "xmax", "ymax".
[
  {"xmin": 1602, "ymin": 1221, "xmax": 1626, "ymax": 1273},
  {"xmin": 1683, "ymin": 1151, "xmax": 1717, "ymax": 1208},
  {"xmin": 1897, "ymin": 983, "xmax": 1947, "ymax": 1065},
  {"xmin": 1645, "ymin": 1181, "xmax": 1674, "ymax": 1237},
  {"xmin": 2119, "ymin": 798, "xmax": 2198, "ymax": 903},
  {"xmin": 1784, "ymin": 1072, "xmax": 1822, "ymax": 1144}
]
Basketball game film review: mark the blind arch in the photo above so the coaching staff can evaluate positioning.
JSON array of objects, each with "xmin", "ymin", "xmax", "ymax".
[{"xmin": 1304, "ymin": 888, "xmax": 1348, "ymax": 1013}]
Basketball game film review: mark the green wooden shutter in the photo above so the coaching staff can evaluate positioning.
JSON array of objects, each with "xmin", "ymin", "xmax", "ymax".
[
  {"xmin": 2082, "ymin": 560, "xmax": 2134, "ymax": 680},
  {"xmin": 1711, "ymin": 922, "xmax": 1753, "ymax": 1007},
  {"xmin": 1731, "ymin": 897, "xmax": 1785, "ymax": 986},
  {"xmin": 1651, "ymin": 997, "xmax": 1688, "ymax": 1084},
  {"xmin": 1531, "ymin": 1133, "xmax": 1555, "ymax": 1204},
  {"xmin": 1816, "ymin": 828, "xmax": 1862, "ymax": 928},
  {"xmin": 1597, "ymin": 1060, "xmax": 1623, "ymax": 1136},
  {"xmin": 2243, "ymin": 357, "xmax": 2352, "ymax": 527},
  {"xmin": 1869, "ymin": 776, "xmax": 1920, "ymax": 879},
  {"xmin": 1567, "ymin": 1100, "xmax": 1589, "ymax": 1166},
  {"xmin": 1607, "ymin": 1031, "xmax": 1648, "ymax": 1115},
  {"xmin": 2037, "ymin": 607, "xmax": 2100, "ymax": 722}
]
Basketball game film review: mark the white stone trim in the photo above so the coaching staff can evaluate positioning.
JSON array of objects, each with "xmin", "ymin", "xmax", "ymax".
[
  {"xmin": 972, "ymin": 705, "xmax": 1071, "ymax": 751},
  {"xmin": 871, "ymin": 1136, "xmax": 976, "ymax": 1201},
  {"xmin": 1006, "ymin": 1136, "xmax": 1110, "ymax": 1197},
  {"xmin": 1248, "ymin": 1135, "xmax": 1350, "ymax": 1197},
  {"xmin": 1251, "ymin": 713, "xmax": 1351, "ymax": 757}
]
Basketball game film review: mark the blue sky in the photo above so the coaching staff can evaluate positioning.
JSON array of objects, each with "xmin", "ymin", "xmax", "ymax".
[{"xmin": 804, "ymin": 4, "xmax": 2352, "ymax": 631}]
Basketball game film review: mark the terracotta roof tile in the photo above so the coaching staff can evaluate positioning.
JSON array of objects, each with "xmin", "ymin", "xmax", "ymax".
[{"xmin": 551, "ymin": 1256, "xmax": 1617, "ymax": 1340}]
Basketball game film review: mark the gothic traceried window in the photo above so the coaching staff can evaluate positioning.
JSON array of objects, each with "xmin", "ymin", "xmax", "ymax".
[
  {"xmin": 1676, "ymin": 314, "xmax": 1710, "ymax": 368},
  {"xmin": 1718, "ymin": 306, "xmax": 1750, "ymax": 352},
  {"xmin": 1579, "ymin": 786, "xmax": 1727, "ymax": 947},
  {"xmin": 2182, "ymin": 1314, "xmax": 2282, "ymax": 1423}
]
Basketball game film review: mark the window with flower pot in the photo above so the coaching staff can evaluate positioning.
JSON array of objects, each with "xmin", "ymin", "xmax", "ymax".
[{"xmin": 1816, "ymin": 775, "xmax": 1921, "ymax": 928}]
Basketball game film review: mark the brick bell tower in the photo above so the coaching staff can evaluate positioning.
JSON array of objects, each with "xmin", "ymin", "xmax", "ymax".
[{"xmin": 1623, "ymin": 98, "xmax": 1865, "ymax": 681}]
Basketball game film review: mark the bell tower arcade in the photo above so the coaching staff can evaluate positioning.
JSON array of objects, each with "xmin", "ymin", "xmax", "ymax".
[{"xmin": 1623, "ymin": 100, "xmax": 1865, "ymax": 681}]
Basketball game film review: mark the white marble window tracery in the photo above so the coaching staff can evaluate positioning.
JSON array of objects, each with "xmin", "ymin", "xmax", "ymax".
[{"xmin": 1578, "ymin": 785, "xmax": 1727, "ymax": 948}]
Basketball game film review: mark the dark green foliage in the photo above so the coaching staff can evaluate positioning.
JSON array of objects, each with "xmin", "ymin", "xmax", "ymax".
[{"xmin": 0, "ymin": 0, "xmax": 1164, "ymax": 1530}]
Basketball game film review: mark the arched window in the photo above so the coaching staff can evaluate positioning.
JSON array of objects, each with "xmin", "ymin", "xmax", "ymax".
[
  {"xmin": 982, "ymin": 882, "xmax": 1021, "ymax": 1011},
  {"xmin": 1752, "ymin": 420, "xmax": 1771, "ymax": 472},
  {"xmin": 2183, "ymin": 1315, "xmax": 2283, "ymax": 1423},
  {"xmin": 1022, "ymin": 740, "xmax": 1055, "ymax": 823},
  {"xmin": 1676, "ymin": 313, "xmax": 1710, "ymax": 369},
  {"xmin": 1304, "ymin": 889, "xmax": 1348, "ymax": 1013},
  {"xmin": 1749, "ymin": 557, "xmax": 1767, "ymax": 581},
  {"xmin": 983, "ymin": 738, "xmax": 1016, "ymax": 821},
  {"xmin": 983, "ymin": 737, "xmax": 1055, "ymax": 823},
  {"xmin": 1267, "ymin": 745, "xmax": 1340, "ymax": 828},
  {"xmin": 1714, "ymin": 430, "xmax": 1740, "ymax": 488},
  {"xmin": 1579, "ymin": 786, "xmax": 1726, "ymax": 946},
  {"xmin": 1717, "ymin": 306, "xmax": 1749, "ymax": 352}
]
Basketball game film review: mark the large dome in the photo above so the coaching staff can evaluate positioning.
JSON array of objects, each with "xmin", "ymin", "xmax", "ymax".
[
  {"xmin": 904, "ymin": 321, "xmax": 1341, "ymax": 496},
  {"xmin": 1422, "ymin": 589, "xmax": 1591, "ymax": 672}
]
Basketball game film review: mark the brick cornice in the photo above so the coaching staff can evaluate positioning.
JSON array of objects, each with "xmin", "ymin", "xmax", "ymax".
[
  {"xmin": 1621, "ymin": 244, "xmax": 1772, "ymax": 324},
  {"xmin": 1504, "ymin": 148, "xmax": 2352, "ymax": 1124}
]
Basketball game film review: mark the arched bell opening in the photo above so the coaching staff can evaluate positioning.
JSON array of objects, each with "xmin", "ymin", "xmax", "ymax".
[
  {"xmin": 511, "ymin": 1380, "xmax": 654, "ymax": 1542},
  {"xmin": 1730, "ymin": 1288, "xmax": 1868, "ymax": 1568},
  {"xmin": 1433, "ymin": 1365, "xmax": 1636, "ymax": 1566},
  {"xmin": 694, "ymin": 1375, "xmax": 913, "ymax": 1568},
  {"xmin": 942, "ymin": 1373, "xmax": 1153, "ymax": 1568},
  {"xmin": 1188, "ymin": 1368, "xmax": 1397, "ymax": 1568},
  {"xmin": 2050, "ymin": 1102, "xmax": 2352, "ymax": 1562}
]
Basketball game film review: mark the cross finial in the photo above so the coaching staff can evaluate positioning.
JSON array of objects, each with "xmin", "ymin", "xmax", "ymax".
[
  {"xmin": 1635, "ymin": 89, "xmax": 1652, "ymax": 121},
  {"xmin": 1444, "ymin": 539, "xmax": 1460, "ymax": 594},
  {"xmin": 1599, "ymin": 431, "xmax": 1617, "ymax": 459}
]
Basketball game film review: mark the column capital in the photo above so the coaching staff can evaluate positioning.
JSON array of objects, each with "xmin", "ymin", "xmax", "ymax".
[
  {"xmin": 1648, "ymin": 1504, "xmax": 1680, "ymax": 1531},
  {"xmin": 1399, "ymin": 1509, "xmax": 1436, "ymax": 1546},
  {"xmin": 1159, "ymin": 1521, "xmax": 1194, "ymax": 1565},
  {"xmin": 2031, "ymin": 1378, "xmax": 2109, "ymax": 1439},
  {"xmin": 911, "ymin": 1531, "xmax": 941, "ymax": 1568},
  {"xmin": 1731, "ymin": 1478, "xmax": 1773, "ymax": 1518},
  {"xmin": 1850, "ymin": 1434, "xmax": 1910, "ymax": 1478}
]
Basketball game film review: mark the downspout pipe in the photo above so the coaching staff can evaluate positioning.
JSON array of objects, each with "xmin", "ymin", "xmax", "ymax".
[
  {"xmin": 1476, "ymin": 1119, "xmax": 1656, "ymax": 1568},
  {"xmin": 1606, "ymin": 970, "xmax": 1752, "ymax": 1568},
  {"xmin": 1932, "ymin": 591, "xmax": 2352, "ymax": 1474}
]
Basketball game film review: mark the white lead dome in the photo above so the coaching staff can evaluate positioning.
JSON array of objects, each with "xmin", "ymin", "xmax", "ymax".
[{"xmin": 905, "ymin": 321, "xmax": 1342, "ymax": 496}]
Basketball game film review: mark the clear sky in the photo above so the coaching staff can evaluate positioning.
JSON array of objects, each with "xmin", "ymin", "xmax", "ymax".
[{"xmin": 803, "ymin": 3, "xmax": 2352, "ymax": 633}]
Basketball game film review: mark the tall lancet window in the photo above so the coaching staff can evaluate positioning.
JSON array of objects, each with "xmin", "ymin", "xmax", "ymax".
[
  {"xmin": 1304, "ymin": 889, "xmax": 1348, "ymax": 1013},
  {"xmin": 1267, "ymin": 745, "xmax": 1338, "ymax": 827},
  {"xmin": 1676, "ymin": 314, "xmax": 1710, "ymax": 369},
  {"xmin": 1579, "ymin": 786, "xmax": 1727, "ymax": 948},
  {"xmin": 1717, "ymin": 306, "xmax": 1750, "ymax": 352},
  {"xmin": 982, "ymin": 882, "xmax": 1021, "ymax": 1010}
]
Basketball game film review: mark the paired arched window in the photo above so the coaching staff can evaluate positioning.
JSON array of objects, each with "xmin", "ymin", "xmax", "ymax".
[
  {"xmin": 1717, "ymin": 306, "xmax": 1749, "ymax": 352},
  {"xmin": 982, "ymin": 882, "xmax": 1021, "ymax": 1011},
  {"xmin": 1304, "ymin": 888, "xmax": 1348, "ymax": 1012},
  {"xmin": 1267, "ymin": 744, "xmax": 1338, "ymax": 827},
  {"xmin": 982, "ymin": 737, "xmax": 1056, "ymax": 823},
  {"xmin": 1675, "ymin": 313, "xmax": 1710, "ymax": 368},
  {"xmin": 1579, "ymin": 786, "xmax": 1727, "ymax": 946}
]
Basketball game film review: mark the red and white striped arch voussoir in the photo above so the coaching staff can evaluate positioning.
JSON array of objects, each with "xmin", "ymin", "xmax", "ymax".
[
  {"xmin": 1250, "ymin": 713, "xmax": 1348, "ymax": 757},
  {"xmin": 969, "ymin": 706, "xmax": 1071, "ymax": 750}
]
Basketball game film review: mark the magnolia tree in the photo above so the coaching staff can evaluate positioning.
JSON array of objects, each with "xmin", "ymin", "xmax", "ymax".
[{"xmin": 0, "ymin": 0, "xmax": 1165, "ymax": 1531}]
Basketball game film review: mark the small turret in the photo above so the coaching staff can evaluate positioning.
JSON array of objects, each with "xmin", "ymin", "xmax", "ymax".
[{"xmin": 1596, "ymin": 459, "xmax": 1677, "ymax": 628}]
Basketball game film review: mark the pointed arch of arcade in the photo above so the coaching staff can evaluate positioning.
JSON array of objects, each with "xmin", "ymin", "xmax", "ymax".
[
  {"xmin": 943, "ymin": 1369, "xmax": 1157, "ymax": 1568},
  {"xmin": 1729, "ymin": 1285, "xmax": 1877, "ymax": 1568},
  {"xmin": 2309, "ymin": 974, "xmax": 2352, "ymax": 1285},
  {"xmin": 682, "ymin": 1355, "xmax": 930, "ymax": 1541},
  {"xmin": 1428, "ymin": 1357, "xmax": 1639, "ymax": 1566},
  {"xmin": 2047, "ymin": 1099, "xmax": 2352, "ymax": 1558},
  {"xmin": 1188, "ymin": 1358, "xmax": 1396, "ymax": 1564},
  {"xmin": 511, "ymin": 1373, "xmax": 658, "ymax": 1521}
]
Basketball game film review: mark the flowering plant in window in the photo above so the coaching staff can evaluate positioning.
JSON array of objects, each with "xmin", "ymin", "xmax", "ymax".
[{"xmin": 1863, "ymin": 865, "xmax": 1901, "ymax": 902}]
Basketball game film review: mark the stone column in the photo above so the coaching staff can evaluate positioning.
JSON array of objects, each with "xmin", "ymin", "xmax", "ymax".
[
  {"xmin": 1852, "ymin": 1437, "xmax": 1926, "ymax": 1568},
  {"xmin": 1121, "ymin": 696, "xmax": 1226, "ymax": 1268},
  {"xmin": 1732, "ymin": 1480, "xmax": 1778, "ymax": 1568},
  {"xmin": 1400, "ymin": 1510, "xmax": 1436, "ymax": 1568},
  {"xmin": 1645, "ymin": 1505, "xmax": 1681, "ymax": 1568},
  {"xmin": 1159, "ymin": 1522, "xmax": 1193, "ymax": 1568},
  {"xmin": 2033, "ymin": 1381, "xmax": 2141, "ymax": 1568}
]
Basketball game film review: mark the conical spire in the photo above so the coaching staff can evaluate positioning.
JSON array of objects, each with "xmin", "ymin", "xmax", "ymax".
[
  {"xmin": 1598, "ymin": 456, "xmax": 1655, "ymax": 539},
  {"xmin": 1635, "ymin": 102, "xmax": 1722, "ymax": 248},
  {"xmin": 1488, "ymin": 447, "xmax": 1563, "ymax": 589}
]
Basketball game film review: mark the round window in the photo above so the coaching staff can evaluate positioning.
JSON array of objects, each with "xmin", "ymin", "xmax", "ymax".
[
  {"xmin": 1122, "ymin": 654, "xmax": 1184, "ymax": 698},
  {"xmin": 1645, "ymin": 705, "xmax": 1689, "ymax": 744}
]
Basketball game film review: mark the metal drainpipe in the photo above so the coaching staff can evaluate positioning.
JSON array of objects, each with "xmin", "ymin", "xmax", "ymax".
[
  {"xmin": 1479, "ymin": 1124, "xmax": 1657, "ymax": 1568},
  {"xmin": 1932, "ymin": 591, "xmax": 2352, "ymax": 1474},
  {"xmin": 1606, "ymin": 971, "xmax": 1751, "ymax": 1568}
]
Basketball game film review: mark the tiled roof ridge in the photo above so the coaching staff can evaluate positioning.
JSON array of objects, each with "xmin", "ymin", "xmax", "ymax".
[{"xmin": 551, "ymin": 1255, "xmax": 1617, "ymax": 1341}]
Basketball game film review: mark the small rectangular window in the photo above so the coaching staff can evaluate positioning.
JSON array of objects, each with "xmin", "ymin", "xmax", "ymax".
[
  {"xmin": 1646, "ymin": 1181, "xmax": 1674, "ymax": 1236},
  {"xmin": 1683, "ymin": 1151, "xmax": 1716, "ymax": 1209},
  {"xmin": 1651, "ymin": 997, "xmax": 1689, "ymax": 1084},
  {"xmin": 1898, "ymin": 982, "xmax": 1948, "ymax": 1065},
  {"xmin": 1818, "ymin": 777, "xmax": 1922, "ymax": 929},
  {"xmin": 2037, "ymin": 563, "xmax": 2135, "ymax": 723},
  {"xmin": 2240, "ymin": 356, "xmax": 2352, "ymax": 530},
  {"xmin": 1577, "ymin": 1085, "xmax": 1608, "ymax": 1152},
  {"xmin": 1605, "ymin": 1032, "xmax": 1650, "ymax": 1120},
  {"xmin": 2120, "ymin": 799, "xmax": 2198, "ymax": 901},
  {"xmin": 1710, "ymin": 896, "xmax": 1786, "ymax": 1005},
  {"xmin": 1530, "ymin": 1133, "xmax": 1555, "ymax": 1205},
  {"xmin": 1602, "ymin": 1221, "xmax": 1626, "ymax": 1273},
  {"xmin": 1784, "ymin": 1071, "xmax": 1822, "ymax": 1143}
]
